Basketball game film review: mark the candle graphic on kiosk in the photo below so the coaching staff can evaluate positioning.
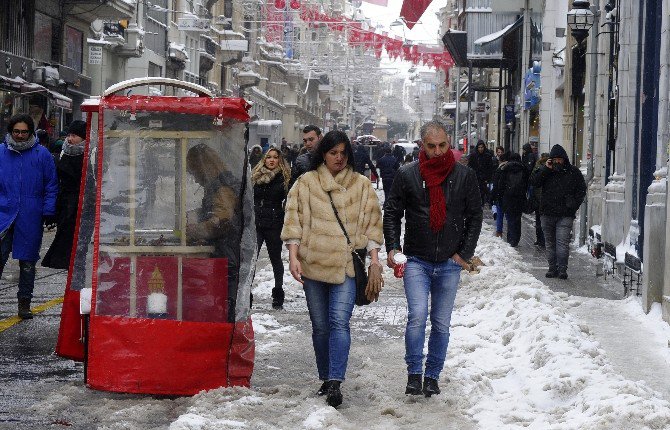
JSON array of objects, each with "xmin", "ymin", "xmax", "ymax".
[{"xmin": 147, "ymin": 265, "xmax": 168, "ymax": 319}]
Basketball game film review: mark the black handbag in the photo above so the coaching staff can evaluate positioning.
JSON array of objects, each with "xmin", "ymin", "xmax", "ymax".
[{"xmin": 327, "ymin": 192, "xmax": 371, "ymax": 306}]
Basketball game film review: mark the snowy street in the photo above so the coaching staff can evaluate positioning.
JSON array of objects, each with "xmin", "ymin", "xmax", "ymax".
[{"xmin": 3, "ymin": 218, "xmax": 670, "ymax": 429}]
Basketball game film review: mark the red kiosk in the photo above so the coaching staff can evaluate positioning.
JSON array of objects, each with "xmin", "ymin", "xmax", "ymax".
[{"xmin": 55, "ymin": 78, "xmax": 255, "ymax": 395}]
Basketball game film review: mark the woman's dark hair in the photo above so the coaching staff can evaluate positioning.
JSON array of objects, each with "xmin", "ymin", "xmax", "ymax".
[
  {"xmin": 508, "ymin": 152, "xmax": 521, "ymax": 162},
  {"xmin": 7, "ymin": 114, "xmax": 35, "ymax": 135},
  {"xmin": 309, "ymin": 130, "xmax": 354, "ymax": 171}
]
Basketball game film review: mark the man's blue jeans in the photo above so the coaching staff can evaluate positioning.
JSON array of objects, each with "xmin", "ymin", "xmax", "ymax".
[
  {"xmin": 404, "ymin": 256, "xmax": 461, "ymax": 380},
  {"xmin": 540, "ymin": 215, "xmax": 573, "ymax": 273},
  {"xmin": 0, "ymin": 225, "xmax": 37, "ymax": 300},
  {"xmin": 303, "ymin": 276, "xmax": 356, "ymax": 382}
]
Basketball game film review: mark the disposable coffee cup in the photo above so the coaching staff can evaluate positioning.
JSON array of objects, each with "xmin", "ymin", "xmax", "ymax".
[{"xmin": 393, "ymin": 252, "xmax": 407, "ymax": 278}]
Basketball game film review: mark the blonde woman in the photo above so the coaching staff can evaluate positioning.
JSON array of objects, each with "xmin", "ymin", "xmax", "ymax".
[
  {"xmin": 252, "ymin": 147, "xmax": 291, "ymax": 309},
  {"xmin": 281, "ymin": 130, "xmax": 383, "ymax": 408}
]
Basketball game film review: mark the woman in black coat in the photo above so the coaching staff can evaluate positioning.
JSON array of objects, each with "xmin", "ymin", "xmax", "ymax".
[
  {"xmin": 42, "ymin": 120, "xmax": 87, "ymax": 269},
  {"xmin": 252, "ymin": 147, "xmax": 291, "ymax": 309}
]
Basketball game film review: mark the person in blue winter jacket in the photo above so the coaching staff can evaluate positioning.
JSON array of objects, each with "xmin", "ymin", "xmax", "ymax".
[{"xmin": 0, "ymin": 114, "xmax": 58, "ymax": 319}]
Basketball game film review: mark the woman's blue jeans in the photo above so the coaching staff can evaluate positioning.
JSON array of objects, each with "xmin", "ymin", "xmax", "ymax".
[
  {"xmin": 404, "ymin": 256, "xmax": 461, "ymax": 380},
  {"xmin": 303, "ymin": 275, "xmax": 356, "ymax": 381}
]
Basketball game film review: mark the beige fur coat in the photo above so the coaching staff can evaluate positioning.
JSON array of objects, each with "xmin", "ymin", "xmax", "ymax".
[{"xmin": 281, "ymin": 164, "xmax": 383, "ymax": 284}]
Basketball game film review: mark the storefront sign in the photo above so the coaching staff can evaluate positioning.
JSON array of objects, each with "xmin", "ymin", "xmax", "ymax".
[
  {"xmin": 89, "ymin": 46, "xmax": 102, "ymax": 65},
  {"xmin": 177, "ymin": 18, "xmax": 210, "ymax": 32}
]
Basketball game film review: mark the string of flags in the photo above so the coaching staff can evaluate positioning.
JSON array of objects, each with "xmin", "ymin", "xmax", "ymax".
[{"xmin": 263, "ymin": 1, "xmax": 453, "ymax": 71}]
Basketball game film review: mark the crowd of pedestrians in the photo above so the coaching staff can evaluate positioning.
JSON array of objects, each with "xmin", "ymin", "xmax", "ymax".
[{"xmin": 1, "ymin": 113, "xmax": 587, "ymax": 409}]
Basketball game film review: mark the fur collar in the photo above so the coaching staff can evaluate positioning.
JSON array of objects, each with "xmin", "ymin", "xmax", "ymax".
[
  {"xmin": 252, "ymin": 165, "xmax": 279, "ymax": 185},
  {"xmin": 316, "ymin": 164, "xmax": 355, "ymax": 192}
]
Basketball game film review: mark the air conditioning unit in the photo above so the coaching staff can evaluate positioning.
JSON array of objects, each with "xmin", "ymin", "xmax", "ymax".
[{"xmin": 33, "ymin": 66, "xmax": 60, "ymax": 86}]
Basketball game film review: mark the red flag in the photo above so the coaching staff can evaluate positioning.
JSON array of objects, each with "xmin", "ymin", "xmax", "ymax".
[
  {"xmin": 399, "ymin": 0, "xmax": 433, "ymax": 30},
  {"xmin": 362, "ymin": 0, "xmax": 388, "ymax": 6}
]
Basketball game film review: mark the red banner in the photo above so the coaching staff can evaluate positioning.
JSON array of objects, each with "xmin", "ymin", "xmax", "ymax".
[{"xmin": 399, "ymin": 0, "xmax": 434, "ymax": 30}]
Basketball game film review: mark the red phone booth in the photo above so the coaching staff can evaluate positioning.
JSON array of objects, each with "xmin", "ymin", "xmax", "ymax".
[{"xmin": 55, "ymin": 78, "xmax": 255, "ymax": 395}]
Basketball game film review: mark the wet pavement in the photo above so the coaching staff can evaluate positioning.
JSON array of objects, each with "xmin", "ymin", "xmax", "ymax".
[
  {"xmin": 486, "ymin": 210, "xmax": 624, "ymax": 300},
  {"xmin": 0, "ymin": 213, "xmax": 630, "ymax": 429}
]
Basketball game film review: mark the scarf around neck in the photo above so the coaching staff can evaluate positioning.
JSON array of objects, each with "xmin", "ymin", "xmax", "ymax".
[
  {"xmin": 5, "ymin": 133, "xmax": 36, "ymax": 152},
  {"xmin": 62, "ymin": 140, "xmax": 85, "ymax": 156},
  {"xmin": 252, "ymin": 164, "xmax": 280, "ymax": 185},
  {"xmin": 418, "ymin": 148, "xmax": 456, "ymax": 232}
]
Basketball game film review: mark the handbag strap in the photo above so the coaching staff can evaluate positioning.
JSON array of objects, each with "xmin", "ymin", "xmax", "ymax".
[{"xmin": 327, "ymin": 191, "xmax": 366, "ymax": 265}]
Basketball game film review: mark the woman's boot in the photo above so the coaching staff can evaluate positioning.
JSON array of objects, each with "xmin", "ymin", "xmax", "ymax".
[{"xmin": 271, "ymin": 287, "xmax": 285, "ymax": 309}]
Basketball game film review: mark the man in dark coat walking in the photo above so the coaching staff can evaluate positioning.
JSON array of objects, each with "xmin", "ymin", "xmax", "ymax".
[
  {"xmin": 468, "ymin": 140, "xmax": 495, "ymax": 206},
  {"xmin": 384, "ymin": 121, "xmax": 482, "ymax": 398},
  {"xmin": 530, "ymin": 144, "xmax": 586, "ymax": 279},
  {"xmin": 493, "ymin": 152, "xmax": 528, "ymax": 247},
  {"xmin": 352, "ymin": 141, "xmax": 378, "ymax": 178},
  {"xmin": 289, "ymin": 125, "xmax": 321, "ymax": 188},
  {"xmin": 522, "ymin": 143, "xmax": 538, "ymax": 173},
  {"xmin": 376, "ymin": 146, "xmax": 400, "ymax": 205},
  {"xmin": 43, "ymin": 120, "xmax": 87, "ymax": 270}
]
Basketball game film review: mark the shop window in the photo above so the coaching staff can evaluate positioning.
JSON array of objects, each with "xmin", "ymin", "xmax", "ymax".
[{"xmin": 34, "ymin": 12, "xmax": 53, "ymax": 63}]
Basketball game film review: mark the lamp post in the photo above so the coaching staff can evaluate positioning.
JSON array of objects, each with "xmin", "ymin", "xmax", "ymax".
[{"xmin": 567, "ymin": 0, "xmax": 595, "ymax": 246}]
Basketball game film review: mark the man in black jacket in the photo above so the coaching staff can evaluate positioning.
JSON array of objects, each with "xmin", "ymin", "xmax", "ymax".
[
  {"xmin": 376, "ymin": 146, "xmax": 400, "ymax": 205},
  {"xmin": 289, "ymin": 125, "xmax": 321, "ymax": 188},
  {"xmin": 530, "ymin": 144, "xmax": 586, "ymax": 279},
  {"xmin": 352, "ymin": 140, "xmax": 378, "ymax": 178},
  {"xmin": 384, "ymin": 121, "xmax": 482, "ymax": 397}
]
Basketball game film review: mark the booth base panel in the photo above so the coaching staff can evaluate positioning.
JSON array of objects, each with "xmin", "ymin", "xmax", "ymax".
[{"xmin": 86, "ymin": 316, "xmax": 254, "ymax": 396}]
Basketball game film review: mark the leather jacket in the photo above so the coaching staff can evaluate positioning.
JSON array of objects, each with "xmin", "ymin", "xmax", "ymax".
[{"xmin": 383, "ymin": 161, "xmax": 483, "ymax": 262}]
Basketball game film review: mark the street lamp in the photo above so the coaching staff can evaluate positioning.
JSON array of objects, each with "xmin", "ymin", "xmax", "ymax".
[
  {"xmin": 567, "ymin": 0, "xmax": 595, "ymax": 247},
  {"xmin": 567, "ymin": 0, "xmax": 595, "ymax": 44}
]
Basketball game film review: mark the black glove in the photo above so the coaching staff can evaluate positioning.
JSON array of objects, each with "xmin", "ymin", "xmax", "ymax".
[{"xmin": 43, "ymin": 215, "xmax": 57, "ymax": 229}]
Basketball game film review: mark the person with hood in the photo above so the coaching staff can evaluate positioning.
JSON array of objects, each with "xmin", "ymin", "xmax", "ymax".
[
  {"xmin": 249, "ymin": 145, "xmax": 263, "ymax": 169},
  {"xmin": 493, "ymin": 152, "xmax": 528, "ymax": 247},
  {"xmin": 0, "ymin": 114, "xmax": 58, "ymax": 319},
  {"xmin": 252, "ymin": 147, "xmax": 291, "ymax": 309},
  {"xmin": 42, "ymin": 120, "xmax": 88, "ymax": 270},
  {"xmin": 530, "ymin": 144, "xmax": 586, "ymax": 279},
  {"xmin": 468, "ymin": 140, "xmax": 495, "ymax": 206},
  {"xmin": 490, "ymin": 152, "xmax": 509, "ymax": 237},
  {"xmin": 522, "ymin": 143, "xmax": 538, "ymax": 173}
]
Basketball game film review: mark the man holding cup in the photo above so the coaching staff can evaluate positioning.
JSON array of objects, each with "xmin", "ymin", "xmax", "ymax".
[{"xmin": 384, "ymin": 121, "xmax": 482, "ymax": 397}]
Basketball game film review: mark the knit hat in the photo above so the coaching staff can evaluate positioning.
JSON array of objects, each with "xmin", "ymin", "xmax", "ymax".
[{"xmin": 68, "ymin": 120, "xmax": 87, "ymax": 140}]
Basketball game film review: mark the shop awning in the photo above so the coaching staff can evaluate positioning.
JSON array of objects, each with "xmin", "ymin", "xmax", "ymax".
[
  {"xmin": 48, "ymin": 90, "xmax": 73, "ymax": 111},
  {"xmin": 441, "ymin": 30, "xmax": 468, "ymax": 67},
  {"xmin": 474, "ymin": 16, "xmax": 523, "ymax": 46}
]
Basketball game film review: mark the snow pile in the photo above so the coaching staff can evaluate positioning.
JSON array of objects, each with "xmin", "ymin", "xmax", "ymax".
[
  {"xmin": 167, "ymin": 224, "xmax": 670, "ymax": 429},
  {"xmin": 451, "ymin": 227, "xmax": 670, "ymax": 429}
]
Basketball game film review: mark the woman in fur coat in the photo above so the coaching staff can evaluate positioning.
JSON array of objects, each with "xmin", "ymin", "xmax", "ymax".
[
  {"xmin": 281, "ymin": 130, "xmax": 384, "ymax": 408},
  {"xmin": 252, "ymin": 147, "xmax": 291, "ymax": 309}
]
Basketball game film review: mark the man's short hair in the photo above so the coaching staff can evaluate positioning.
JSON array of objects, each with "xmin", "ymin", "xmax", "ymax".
[
  {"xmin": 302, "ymin": 125, "xmax": 321, "ymax": 136},
  {"xmin": 419, "ymin": 121, "xmax": 449, "ymax": 142}
]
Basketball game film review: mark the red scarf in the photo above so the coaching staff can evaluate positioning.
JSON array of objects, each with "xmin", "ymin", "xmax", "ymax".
[{"xmin": 418, "ymin": 148, "xmax": 456, "ymax": 232}]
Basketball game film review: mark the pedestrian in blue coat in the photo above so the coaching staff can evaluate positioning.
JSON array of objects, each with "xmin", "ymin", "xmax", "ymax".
[{"xmin": 0, "ymin": 114, "xmax": 58, "ymax": 319}]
